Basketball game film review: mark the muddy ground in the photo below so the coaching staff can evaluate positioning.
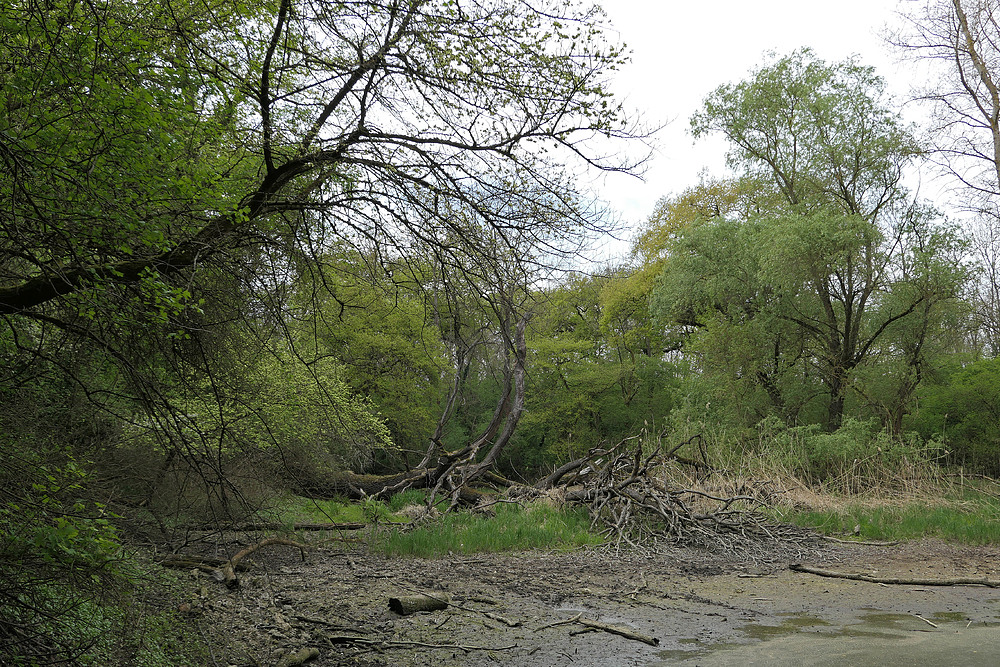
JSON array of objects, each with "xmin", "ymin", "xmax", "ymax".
[{"xmin": 174, "ymin": 534, "xmax": 1000, "ymax": 666}]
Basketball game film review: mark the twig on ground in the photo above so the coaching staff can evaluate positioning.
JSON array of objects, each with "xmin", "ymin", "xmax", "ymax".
[
  {"xmin": 790, "ymin": 564, "xmax": 1000, "ymax": 588},
  {"xmin": 535, "ymin": 613, "xmax": 658, "ymax": 646},
  {"xmin": 327, "ymin": 637, "xmax": 518, "ymax": 652}
]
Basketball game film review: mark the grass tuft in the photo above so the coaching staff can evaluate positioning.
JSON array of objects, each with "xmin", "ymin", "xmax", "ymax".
[
  {"xmin": 371, "ymin": 502, "xmax": 602, "ymax": 557},
  {"xmin": 780, "ymin": 480, "xmax": 1000, "ymax": 544}
]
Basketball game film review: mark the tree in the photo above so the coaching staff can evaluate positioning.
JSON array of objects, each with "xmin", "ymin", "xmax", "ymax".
[
  {"xmin": 893, "ymin": 0, "xmax": 1000, "ymax": 205},
  {"xmin": 505, "ymin": 270, "xmax": 678, "ymax": 476},
  {"xmin": 910, "ymin": 357, "xmax": 1000, "ymax": 473},
  {"xmin": 288, "ymin": 252, "xmax": 451, "ymax": 464},
  {"xmin": 892, "ymin": 0, "xmax": 1000, "ymax": 355},
  {"xmin": 654, "ymin": 51, "xmax": 968, "ymax": 431},
  {"xmin": 0, "ymin": 2, "xmax": 641, "ymax": 657},
  {"xmin": 1, "ymin": 0, "xmax": 639, "ymax": 318},
  {"xmin": 0, "ymin": 0, "xmax": 642, "ymax": 482}
]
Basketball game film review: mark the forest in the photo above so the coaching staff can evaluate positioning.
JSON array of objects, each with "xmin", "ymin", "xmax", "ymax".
[{"xmin": 4, "ymin": 0, "xmax": 1000, "ymax": 664}]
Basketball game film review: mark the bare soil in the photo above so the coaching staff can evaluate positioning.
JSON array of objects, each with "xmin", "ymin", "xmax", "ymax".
[{"xmin": 173, "ymin": 535, "xmax": 1000, "ymax": 666}]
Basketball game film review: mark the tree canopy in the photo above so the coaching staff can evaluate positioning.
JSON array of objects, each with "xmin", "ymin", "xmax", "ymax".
[{"xmin": 652, "ymin": 51, "xmax": 969, "ymax": 431}]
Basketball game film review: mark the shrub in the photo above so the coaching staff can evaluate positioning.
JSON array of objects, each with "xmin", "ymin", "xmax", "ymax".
[{"xmin": 908, "ymin": 357, "xmax": 1000, "ymax": 475}]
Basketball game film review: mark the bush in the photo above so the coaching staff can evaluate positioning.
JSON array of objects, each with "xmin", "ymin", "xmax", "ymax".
[
  {"xmin": 790, "ymin": 419, "xmax": 944, "ymax": 492},
  {"xmin": 908, "ymin": 358, "xmax": 1000, "ymax": 475},
  {"xmin": 0, "ymin": 445, "xmax": 126, "ymax": 664}
]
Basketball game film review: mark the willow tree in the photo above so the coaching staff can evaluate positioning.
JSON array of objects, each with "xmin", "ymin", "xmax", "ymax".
[{"xmin": 653, "ymin": 50, "xmax": 968, "ymax": 431}]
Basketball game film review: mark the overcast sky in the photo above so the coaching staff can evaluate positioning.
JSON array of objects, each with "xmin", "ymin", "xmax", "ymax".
[{"xmin": 596, "ymin": 0, "xmax": 913, "ymax": 244}]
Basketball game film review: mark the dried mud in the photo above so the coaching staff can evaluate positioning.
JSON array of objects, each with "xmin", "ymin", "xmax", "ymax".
[{"xmin": 176, "ymin": 536, "xmax": 1000, "ymax": 666}]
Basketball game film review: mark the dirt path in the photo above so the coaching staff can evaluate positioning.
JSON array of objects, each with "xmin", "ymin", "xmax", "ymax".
[{"xmin": 184, "ymin": 537, "xmax": 1000, "ymax": 666}]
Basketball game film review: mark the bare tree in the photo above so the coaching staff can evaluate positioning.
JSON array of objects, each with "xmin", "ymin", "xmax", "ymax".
[{"xmin": 892, "ymin": 0, "xmax": 1000, "ymax": 353}]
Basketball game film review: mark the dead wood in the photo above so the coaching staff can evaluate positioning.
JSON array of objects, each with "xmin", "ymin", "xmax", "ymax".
[
  {"xmin": 526, "ymin": 435, "xmax": 786, "ymax": 550},
  {"xmin": 275, "ymin": 646, "xmax": 320, "ymax": 667},
  {"xmin": 301, "ymin": 311, "xmax": 529, "ymax": 508},
  {"xmin": 535, "ymin": 612, "xmax": 658, "ymax": 646},
  {"xmin": 222, "ymin": 537, "xmax": 314, "ymax": 588},
  {"xmin": 416, "ymin": 591, "xmax": 522, "ymax": 627},
  {"xmin": 326, "ymin": 636, "xmax": 517, "ymax": 652},
  {"xmin": 159, "ymin": 538, "xmax": 312, "ymax": 587},
  {"xmin": 577, "ymin": 618, "xmax": 659, "ymax": 646},
  {"xmin": 790, "ymin": 563, "xmax": 1000, "ymax": 587},
  {"xmin": 388, "ymin": 593, "xmax": 451, "ymax": 615},
  {"xmin": 232, "ymin": 522, "xmax": 366, "ymax": 532}
]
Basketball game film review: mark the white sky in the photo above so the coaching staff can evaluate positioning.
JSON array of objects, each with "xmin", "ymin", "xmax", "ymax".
[{"xmin": 596, "ymin": 0, "xmax": 915, "ymax": 246}]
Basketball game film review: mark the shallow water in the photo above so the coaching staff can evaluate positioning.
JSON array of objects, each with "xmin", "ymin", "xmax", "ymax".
[{"xmin": 651, "ymin": 613, "xmax": 1000, "ymax": 666}]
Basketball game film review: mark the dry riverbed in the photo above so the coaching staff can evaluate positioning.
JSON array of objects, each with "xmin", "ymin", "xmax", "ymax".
[{"xmin": 175, "ymin": 536, "xmax": 1000, "ymax": 666}]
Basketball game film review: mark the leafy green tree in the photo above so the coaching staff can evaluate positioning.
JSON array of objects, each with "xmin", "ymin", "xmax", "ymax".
[
  {"xmin": 1, "ymin": 0, "xmax": 637, "ymax": 318},
  {"xmin": 0, "ymin": 1, "xmax": 640, "ymax": 658},
  {"xmin": 654, "ymin": 51, "xmax": 970, "ymax": 431},
  {"xmin": 289, "ymin": 254, "xmax": 450, "ymax": 464},
  {"xmin": 507, "ymin": 271, "xmax": 678, "ymax": 473},
  {"xmin": 0, "ymin": 0, "xmax": 640, "ymax": 492}
]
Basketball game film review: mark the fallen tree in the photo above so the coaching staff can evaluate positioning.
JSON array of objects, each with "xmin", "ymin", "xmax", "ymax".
[
  {"xmin": 299, "ymin": 310, "xmax": 529, "ymax": 510},
  {"xmin": 518, "ymin": 435, "xmax": 791, "ymax": 550}
]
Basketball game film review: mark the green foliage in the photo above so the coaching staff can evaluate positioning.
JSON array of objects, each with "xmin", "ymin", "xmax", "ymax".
[
  {"xmin": 507, "ymin": 272, "xmax": 679, "ymax": 474},
  {"xmin": 691, "ymin": 48, "xmax": 916, "ymax": 214},
  {"xmin": 788, "ymin": 419, "xmax": 945, "ymax": 491},
  {"xmin": 291, "ymin": 257, "xmax": 450, "ymax": 460},
  {"xmin": 372, "ymin": 503, "xmax": 602, "ymax": 557},
  {"xmin": 653, "ymin": 50, "xmax": 971, "ymax": 432},
  {"xmin": 908, "ymin": 358, "xmax": 1000, "ymax": 474},
  {"xmin": 786, "ymin": 494, "xmax": 1000, "ymax": 545},
  {"xmin": 0, "ymin": 444, "xmax": 128, "ymax": 665},
  {"xmin": 250, "ymin": 350, "xmax": 393, "ymax": 472}
]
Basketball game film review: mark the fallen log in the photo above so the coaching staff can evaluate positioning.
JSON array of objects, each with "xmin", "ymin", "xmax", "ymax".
[
  {"xmin": 222, "ymin": 537, "xmax": 314, "ymax": 588},
  {"xmin": 790, "ymin": 564, "xmax": 1000, "ymax": 588},
  {"xmin": 233, "ymin": 522, "xmax": 366, "ymax": 531},
  {"xmin": 275, "ymin": 647, "xmax": 319, "ymax": 667},
  {"xmin": 326, "ymin": 636, "xmax": 517, "ymax": 652},
  {"xmin": 388, "ymin": 593, "xmax": 451, "ymax": 615},
  {"xmin": 535, "ymin": 612, "xmax": 658, "ymax": 646},
  {"xmin": 577, "ymin": 618, "xmax": 659, "ymax": 646}
]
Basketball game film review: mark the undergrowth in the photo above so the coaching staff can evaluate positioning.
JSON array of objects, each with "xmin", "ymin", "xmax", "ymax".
[
  {"xmin": 371, "ymin": 501, "xmax": 603, "ymax": 557},
  {"xmin": 779, "ymin": 478, "xmax": 1000, "ymax": 544}
]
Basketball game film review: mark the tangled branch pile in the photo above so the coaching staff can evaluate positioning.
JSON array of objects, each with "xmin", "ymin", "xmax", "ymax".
[{"xmin": 527, "ymin": 436, "xmax": 792, "ymax": 552}]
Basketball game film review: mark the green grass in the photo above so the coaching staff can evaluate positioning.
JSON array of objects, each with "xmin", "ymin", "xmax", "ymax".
[
  {"xmin": 784, "ymin": 490, "xmax": 1000, "ymax": 544},
  {"xmin": 270, "ymin": 490, "xmax": 450, "ymax": 526},
  {"xmin": 372, "ymin": 502, "xmax": 603, "ymax": 557},
  {"xmin": 268, "ymin": 495, "xmax": 390, "ymax": 524}
]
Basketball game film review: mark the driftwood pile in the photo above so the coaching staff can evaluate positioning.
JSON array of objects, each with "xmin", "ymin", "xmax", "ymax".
[{"xmin": 523, "ymin": 435, "xmax": 786, "ymax": 551}]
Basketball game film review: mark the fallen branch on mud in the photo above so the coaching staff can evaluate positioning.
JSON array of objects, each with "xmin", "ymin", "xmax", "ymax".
[
  {"xmin": 222, "ymin": 537, "xmax": 314, "ymax": 588},
  {"xmin": 535, "ymin": 612, "xmax": 659, "ymax": 646},
  {"xmin": 232, "ymin": 522, "xmax": 366, "ymax": 532},
  {"xmin": 391, "ymin": 588, "xmax": 522, "ymax": 627},
  {"xmin": 790, "ymin": 564, "xmax": 1000, "ymax": 588},
  {"xmin": 160, "ymin": 537, "xmax": 314, "ymax": 588},
  {"xmin": 326, "ymin": 636, "xmax": 518, "ymax": 652},
  {"xmin": 388, "ymin": 593, "xmax": 451, "ymax": 615}
]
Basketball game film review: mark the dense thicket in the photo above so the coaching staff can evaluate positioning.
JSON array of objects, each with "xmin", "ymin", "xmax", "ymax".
[{"xmin": 0, "ymin": 0, "xmax": 640, "ymax": 661}]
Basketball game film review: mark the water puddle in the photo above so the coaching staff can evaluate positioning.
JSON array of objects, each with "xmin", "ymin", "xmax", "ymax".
[{"xmin": 651, "ymin": 611, "xmax": 1000, "ymax": 665}]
